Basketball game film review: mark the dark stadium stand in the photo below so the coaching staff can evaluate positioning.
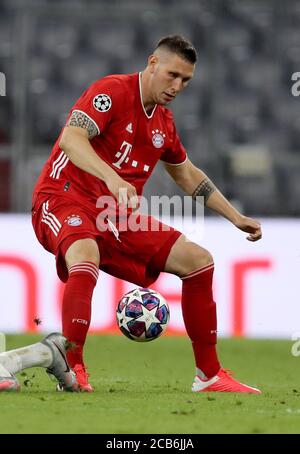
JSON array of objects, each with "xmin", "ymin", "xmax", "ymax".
[{"xmin": 0, "ymin": 0, "xmax": 299, "ymax": 214}]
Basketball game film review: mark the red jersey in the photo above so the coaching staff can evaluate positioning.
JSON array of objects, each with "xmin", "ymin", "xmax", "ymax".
[{"xmin": 33, "ymin": 72, "xmax": 187, "ymax": 212}]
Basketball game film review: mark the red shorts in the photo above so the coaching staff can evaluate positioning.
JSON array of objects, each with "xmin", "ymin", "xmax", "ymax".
[{"xmin": 32, "ymin": 193, "xmax": 182, "ymax": 286}]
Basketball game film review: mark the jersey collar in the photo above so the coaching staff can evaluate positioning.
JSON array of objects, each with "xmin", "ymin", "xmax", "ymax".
[{"xmin": 139, "ymin": 72, "xmax": 157, "ymax": 119}]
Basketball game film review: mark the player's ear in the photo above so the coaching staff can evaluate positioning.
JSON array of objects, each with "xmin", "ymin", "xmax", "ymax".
[{"xmin": 148, "ymin": 54, "xmax": 158, "ymax": 73}]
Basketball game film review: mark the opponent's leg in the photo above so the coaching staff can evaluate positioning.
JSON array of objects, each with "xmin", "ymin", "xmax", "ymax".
[
  {"xmin": 0, "ymin": 333, "xmax": 78, "ymax": 392},
  {"xmin": 62, "ymin": 238, "xmax": 100, "ymax": 392},
  {"xmin": 164, "ymin": 234, "xmax": 261, "ymax": 394}
]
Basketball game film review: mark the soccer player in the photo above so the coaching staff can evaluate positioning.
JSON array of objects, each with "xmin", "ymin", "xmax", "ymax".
[{"xmin": 30, "ymin": 35, "xmax": 262, "ymax": 393}]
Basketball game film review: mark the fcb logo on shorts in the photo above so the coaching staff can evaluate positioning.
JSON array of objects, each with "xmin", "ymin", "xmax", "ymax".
[
  {"xmin": 93, "ymin": 94, "xmax": 112, "ymax": 112},
  {"xmin": 66, "ymin": 215, "xmax": 83, "ymax": 227},
  {"xmin": 152, "ymin": 129, "xmax": 165, "ymax": 148}
]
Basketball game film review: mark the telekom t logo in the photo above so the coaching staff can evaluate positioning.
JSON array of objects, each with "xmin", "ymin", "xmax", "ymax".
[{"xmin": 113, "ymin": 140, "xmax": 133, "ymax": 169}]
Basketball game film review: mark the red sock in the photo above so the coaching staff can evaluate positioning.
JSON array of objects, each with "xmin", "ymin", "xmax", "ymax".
[
  {"xmin": 181, "ymin": 263, "xmax": 220, "ymax": 378},
  {"xmin": 62, "ymin": 261, "xmax": 98, "ymax": 368}
]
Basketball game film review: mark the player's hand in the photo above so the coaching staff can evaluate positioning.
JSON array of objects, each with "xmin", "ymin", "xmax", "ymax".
[
  {"xmin": 106, "ymin": 176, "xmax": 140, "ymax": 211},
  {"xmin": 234, "ymin": 215, "xmax": 262, "ymax": 242}
]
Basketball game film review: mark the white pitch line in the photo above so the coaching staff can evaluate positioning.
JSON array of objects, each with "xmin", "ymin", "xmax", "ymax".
[{"xmin": 0, "ymin": 332, "xmax": 6, "ymax": 353}]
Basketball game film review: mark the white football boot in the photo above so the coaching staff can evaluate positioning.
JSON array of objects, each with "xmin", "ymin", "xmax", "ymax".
[{"xmin": 42, "ymin": 333, "xmax": 78, "ymax": 392}]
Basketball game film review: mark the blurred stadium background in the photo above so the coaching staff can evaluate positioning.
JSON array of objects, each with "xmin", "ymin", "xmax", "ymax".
[{"xmin": 0, "ymin": 0, "xmax": 299, "ymax": 337}]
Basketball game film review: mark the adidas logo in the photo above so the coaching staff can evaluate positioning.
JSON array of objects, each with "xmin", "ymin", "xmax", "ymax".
[{"xmin": 126, "ymin": 123, "xmax": 133, "ymax": 133}]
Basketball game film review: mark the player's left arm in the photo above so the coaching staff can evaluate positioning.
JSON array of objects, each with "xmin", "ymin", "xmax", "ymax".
[{"xmin": 163, "ymin": 158, "xmax": 262, "ymax": 242}]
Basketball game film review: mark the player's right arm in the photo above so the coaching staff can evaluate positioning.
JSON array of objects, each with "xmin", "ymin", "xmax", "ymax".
[{"xmin": 59, "ymin": 105, "xmax": 138, "ymax": 209}]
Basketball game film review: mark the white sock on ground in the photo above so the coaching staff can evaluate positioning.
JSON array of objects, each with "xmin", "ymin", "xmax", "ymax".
[
  {"xmin": 0, "ymin": 342, "xmax": 52, "ymax": 375},
  {"xmin": 0, "ymin": 363, "xmax": 12, "ymax": 377}
]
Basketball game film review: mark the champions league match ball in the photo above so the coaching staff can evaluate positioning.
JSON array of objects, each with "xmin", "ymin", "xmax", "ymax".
[{"xmin": 116, "ymin": 287, "xmax": 170, "ymax": 342}]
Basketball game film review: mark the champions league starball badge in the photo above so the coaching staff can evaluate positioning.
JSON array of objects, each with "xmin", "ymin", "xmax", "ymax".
[{"xmin": 93, "ymin": 94, "xmax": 112, "ymax": 112}]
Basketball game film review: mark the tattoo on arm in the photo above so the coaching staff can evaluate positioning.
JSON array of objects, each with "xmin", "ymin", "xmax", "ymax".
[
  {"xmin": 192, "ymin": 178, "xmax": 215, "ymax": 204},
  {"xmin": 66, "ymin": 110, "xmax": 99, "ymax": 139}
]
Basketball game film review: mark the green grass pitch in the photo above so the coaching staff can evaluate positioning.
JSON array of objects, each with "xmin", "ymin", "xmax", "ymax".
[{"xmin": 0, "ymin": 334, "xmax": 299, "ymax": 434}]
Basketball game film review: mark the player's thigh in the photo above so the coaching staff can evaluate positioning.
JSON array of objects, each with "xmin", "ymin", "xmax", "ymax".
[
  {"xmin": 164, "ymin": 234, "xmax": 213, "ymax": 277},
  {"xmin": 65, "ymin": 238, "xmax": 100, "ymax": 269}
]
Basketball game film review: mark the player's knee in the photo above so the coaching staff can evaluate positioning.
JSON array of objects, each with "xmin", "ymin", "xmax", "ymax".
[
  {"xmin": 65, "ymin": 238, "xmax": 100, "ymax": 269},
  {"xmin": 188, "ymin": 246, "xmax": 213, "ymax": 272}
]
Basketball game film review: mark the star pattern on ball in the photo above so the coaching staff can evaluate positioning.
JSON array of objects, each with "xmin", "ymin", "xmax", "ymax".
[
  {"xmin": 126, "ymin": 288, "xmax": 149, "ymax": 304},
  {"xmin": 116, "ymin": 303, "xmax": 134, "ymax": 331},
  {"xmin": 136, "ymin": 303, "xmax": 162, "ymax": 331}
]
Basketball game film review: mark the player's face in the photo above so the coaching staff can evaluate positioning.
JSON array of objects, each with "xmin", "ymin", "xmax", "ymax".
[{"xmin": 149, "ymin": 52, "xmax": 195, "ymax": 106}]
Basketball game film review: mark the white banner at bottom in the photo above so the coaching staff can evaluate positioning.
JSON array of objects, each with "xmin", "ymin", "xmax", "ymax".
[{"xmin": 0, "ymin": 215, "xmax": 299, "ymax": 338}]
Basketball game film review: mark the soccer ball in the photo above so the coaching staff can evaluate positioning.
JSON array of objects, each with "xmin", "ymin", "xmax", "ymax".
[{"xmin": 116, "ymin": 287, "xmax": 170, "ymax": 342}]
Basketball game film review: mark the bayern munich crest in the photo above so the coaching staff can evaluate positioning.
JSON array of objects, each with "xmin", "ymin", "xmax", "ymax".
[
  {"xmin": 66, "ymin": 215, "xmax": 83, "ymax": 227},
  {"xmin": 152, "ymin": 129, "xmax": 165, "ymax": 148},
  {"xmin": 93, "ymin": 93, "xmax": 112, "ymax": 112}
]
